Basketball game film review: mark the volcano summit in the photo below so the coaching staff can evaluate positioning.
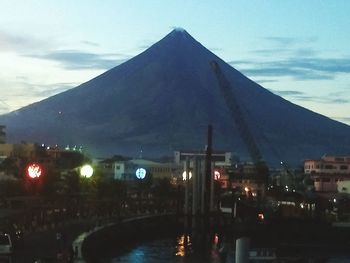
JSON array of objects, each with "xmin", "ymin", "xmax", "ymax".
[{"xmin": 1, "ymin": 29, "xmax": 349, "ymax": 166}]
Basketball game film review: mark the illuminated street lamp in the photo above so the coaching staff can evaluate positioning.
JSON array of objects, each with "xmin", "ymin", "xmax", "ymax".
[
  {"xmin": 26, "ymin": 163, "xmax": 43, "ymax": 179},
  {"xmin": 25, "ymin": 163, "xmax": 44, "ymax": 195},
  {"xmin": 80, "ymin": 164, "xmax": 94, "ymax": 178},
  {"xmin": 182, "ymin": 171, "xmax": 192, "ymax": 181},
  {"xmin": 136, "ymin": 168, "xmax": 147, "ymax": 179},
  {"xmin": 214, "ymin": 170, "xmax": 220, "ymax": 180}
]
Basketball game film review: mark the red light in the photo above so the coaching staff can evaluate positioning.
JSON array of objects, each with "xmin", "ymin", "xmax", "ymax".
[
  {"xmin": 26, "ymin": 163, "xmax": 42, "ymax": 179},
  {"xmin": 214, "ymin": 234, "xmax": 219, "ymax": 245}
]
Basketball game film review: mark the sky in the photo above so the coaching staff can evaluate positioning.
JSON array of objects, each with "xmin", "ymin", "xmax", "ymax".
[{"xmin": 0, "ymin": 0, "xmax": 349, "ymax": 124}]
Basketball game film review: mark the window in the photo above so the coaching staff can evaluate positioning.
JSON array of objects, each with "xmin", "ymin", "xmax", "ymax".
[
  {"xmin": 321, "ymin": 178, "xmax": 330, "ymax": 182},
  {"xmin": 340, "ymin": 165, "xmax": 348, "ymax": 170},
  {"xmin": 325, "ymin": 165, "xmax": 333, "ymax": 169}
]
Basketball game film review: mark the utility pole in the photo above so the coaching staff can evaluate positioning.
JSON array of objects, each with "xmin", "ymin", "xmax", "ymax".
[{"xmin": 204, "ymin": 125, "xmax": 213, "ymax": 217}]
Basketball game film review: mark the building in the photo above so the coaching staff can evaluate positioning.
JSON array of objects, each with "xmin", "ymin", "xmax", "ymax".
[
  {"xmin": 98, "ymin": 157, "xmax": 181, "ymax": 181},
  {"xmin": 304, "ymin": 155, "xmax": 350, "ymax": 192},
  {"xmin": 228, "ymin": 162, "xmax": 268, "ymax": 198},
  {"xmin": 0, "ymin": 142, "xmax": 37, "ymax": 162},
  {"xmin": 174, "ymin": 150, "xmax": 235, "ymax": 188}
]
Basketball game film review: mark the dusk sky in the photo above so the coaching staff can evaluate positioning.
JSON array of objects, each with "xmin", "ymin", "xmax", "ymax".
[{"xmin": 1, "ymin": 0, "xmax": 349, "ymax": 124}]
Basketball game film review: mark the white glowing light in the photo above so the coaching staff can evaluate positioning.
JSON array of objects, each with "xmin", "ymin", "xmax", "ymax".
[
  {"xmin": 214, "ymin": 170, "xmax": 220, "ymax": 180},
  {"xmin": 80, "ymin": 164, "xmax": 93, "ymax": 178},
  {"xmin": 136, "ymin": 168, "xmax": 146, "ymax": 179},
  {"xmin": 182, "ymin": 171, "xmax": 192, "ymax": 181}
]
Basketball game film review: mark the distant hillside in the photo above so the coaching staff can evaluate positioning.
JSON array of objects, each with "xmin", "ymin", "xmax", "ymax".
[{"xmin": 1, "ymin": 29, "xmax": 349, "ymax": 166}]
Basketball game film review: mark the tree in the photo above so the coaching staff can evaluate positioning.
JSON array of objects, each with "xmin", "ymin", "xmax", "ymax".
[{"xmin": 0, "ymin": 157, "xmax": 20, "ymax": 177}]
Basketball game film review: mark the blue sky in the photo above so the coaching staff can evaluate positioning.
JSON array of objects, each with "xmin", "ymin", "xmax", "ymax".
[{"xmin": 1, "ymin": 0, "xmax": 349, "ymax": 124}]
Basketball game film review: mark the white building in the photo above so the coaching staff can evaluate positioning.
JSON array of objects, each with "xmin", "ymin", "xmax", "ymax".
[{"xmin": 304, "ymin": 155, "xmax": 350, "ymax": 192}]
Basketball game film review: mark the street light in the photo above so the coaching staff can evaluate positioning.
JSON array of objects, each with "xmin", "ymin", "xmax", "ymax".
[
  {"xmin": 182, "ymin": 171, "xmax": 192, "ymax": 181},
  {"xmin": 80, "ymin": 164, "xmax": 93, "ymax": 178},
  {"xmin": 26, "ymin": 163, "xmax": 43, "ymax": 179},
  {"xmin": 214, "ymin": 170, "xmax": 221, "ymax": 180},
  {"xmin": 136, "ymin": 168, "xmax": 147, "ymax": 179},
  {"xmin": 25, "ymin": 163, "xmax": 44, "ymax": 195}
]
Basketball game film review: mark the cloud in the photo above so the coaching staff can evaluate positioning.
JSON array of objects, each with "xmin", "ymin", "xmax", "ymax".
[
  {"xmin": 27, "ymin": 50, "xmax": 128, "ymax": 70},
  {"xmin": 230, "ymin": 56, "xmax": 350, "ymax": 81},
  {"xmin": 35, "ymin": 83, "xmax": 77, "ymax": 97},
  {"xmin": 253, "ymin": 48, "xmax": 317, "ymax": 58},
  {"xmin": 2, "ymin": 79, "xmax": 77, "ymax": 100},
  {"xmin": 240, "ymin": 66, "xmax": 333, "ymax": 80},
  {"xmin": 253, "ymin": 48, "xmax": 293, "ymax": 56},
  {"xmin": 229, "ymin": 34, "xmax": 350, "ymax": 81},
  {"xmin": 269, "ymin": 89, "xmax": 349, "ymax": 104},
  {"xmin": 81, "ymin": 40, "xmax": 100, "ymax": 47},
  {"xmin": 270, "ymin": 89, "xmax": 315, "ymax": 101},
  {"xmin": 327, "ymin": 98, "xmax": 349, "ymax": 104},
  {"xmin": 0, "ymin": 31, "xmax": 128, "ymax": 70},
  {"xmin": 285, "ymin": 58, "xmax": 350, "ymax": 74},
  {"xmin": 0, "ymin": 80, "xmax": 80, "ymax": 115},
  {"xmin": 254, "ymin": 79, "xmax": 279, "ymax": 84},
  {"xmin": 263, "ymin": 36, "xmax": 317, "ymax": 46},
  {"xmin": 264, "ymin": 36, "xmax": 299, "ymax": 46},
  {"xmin": 0, "ymin": 100, "xmax": 10, "ymax": 114},
  {"xmin": 0, "ymin": 30, "xmax": 50, "ymax": 52},
  {"xmin": 270, "ymin": 90, "xmax": 304, "ymax": 96}
]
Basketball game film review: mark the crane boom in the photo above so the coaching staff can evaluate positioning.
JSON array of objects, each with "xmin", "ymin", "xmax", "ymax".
[{"xmin": 210, "ymin": 61, "xmax": 263, "ymax": 164}]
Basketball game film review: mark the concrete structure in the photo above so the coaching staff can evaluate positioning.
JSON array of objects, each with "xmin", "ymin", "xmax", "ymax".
[
  {"xmin": 229, "ymin": 163, "xmax": 267, "ymax": 198},
  {"xmin": 174, "ymin": 150, "xmax": 234, "ymax": 167},
  {"xmin": 304, "ymin": 155, "xmax": 350, "ymax": 192},
  {"xmin": 98, "ymin": 157, "xmax": 181, "ymax": 181},
  {"xmin": 0, "ymin": 142, "xmax": 36, "ymax": 161},
  {"xmin": 174, "ymin": 150, "xmax": 234, "ymax": 188}
]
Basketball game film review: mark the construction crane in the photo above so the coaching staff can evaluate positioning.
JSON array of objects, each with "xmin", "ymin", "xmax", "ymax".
[{"xmin": 210, "ymin": 61, "xmax": 268, "ymax": 177}]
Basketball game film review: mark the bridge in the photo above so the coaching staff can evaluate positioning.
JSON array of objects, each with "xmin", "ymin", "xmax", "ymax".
[{"xmin": 1, "ymin": 196, "xmax": 181, "ymax": 262}]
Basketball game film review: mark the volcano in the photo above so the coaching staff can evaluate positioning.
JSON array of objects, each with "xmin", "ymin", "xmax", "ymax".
[{"xmin": 1, "ymin": 29, "xmax": 349, "ymax": 166}]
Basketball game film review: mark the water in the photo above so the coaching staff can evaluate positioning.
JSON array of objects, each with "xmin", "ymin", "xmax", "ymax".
[
  {"xmin": 102, "ymin": 234, "xmax": 350, "ymax": 263},
  {"xmin": 108, "ymin": 235, "xmax": 227, "ymax": 263}
]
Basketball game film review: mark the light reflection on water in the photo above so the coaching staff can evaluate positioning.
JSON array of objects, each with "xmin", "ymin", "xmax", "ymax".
[
  {"xmin": 108, "ymin": 234, "xmax": 350, "ymax": 263},
  {"xmin": 175, "ymin": 234, "xmax": 191, "ymax": 257},
  {"xmin": 110, "ymin": 234, "xmax": 229, "ymax": 263}
]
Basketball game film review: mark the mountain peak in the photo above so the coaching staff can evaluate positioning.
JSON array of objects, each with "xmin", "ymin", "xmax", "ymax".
[
  {"xmin": 172, "ymin": 27, "xmax": 186, "ymax": 33},
  {"xmin": 166, "ymin": 27, "xmax": 194, "ymax": 39},
  {"xmin": 156, "ymin": 28, "xmax": 200, "ymax": 50}
]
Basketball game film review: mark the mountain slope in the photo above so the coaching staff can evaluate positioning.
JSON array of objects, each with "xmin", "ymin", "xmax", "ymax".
[{"xmin": 1, "ymin": 29, "xmax": 349, "ymax": 166}]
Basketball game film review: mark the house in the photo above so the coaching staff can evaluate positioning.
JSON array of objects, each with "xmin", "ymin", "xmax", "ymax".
[{"xmin": 304, "ymin": 155, "xmax": 350, "ymax": 193}]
